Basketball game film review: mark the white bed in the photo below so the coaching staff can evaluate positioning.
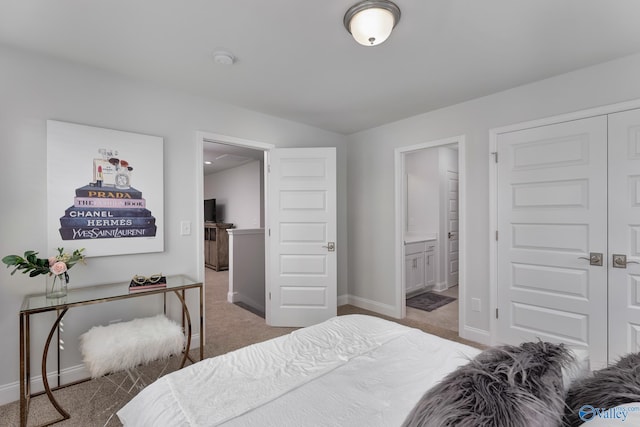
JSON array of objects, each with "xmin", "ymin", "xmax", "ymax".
[{"xmin": 117, "ymin": 314, "xmax": 481, "ymax": 427}]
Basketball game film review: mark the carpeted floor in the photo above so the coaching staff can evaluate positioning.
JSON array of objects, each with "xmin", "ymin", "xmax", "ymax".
[
  {"xmin": 234, "ymin": 301, "xmax": 265, "ymax": 318},
  {"xmin": 406, "ymin": 291, "xmax": 457, "ymax": 312},
  {"xmin": 0, "ymin": 270, "xmax": 481, "ymax": 426}
]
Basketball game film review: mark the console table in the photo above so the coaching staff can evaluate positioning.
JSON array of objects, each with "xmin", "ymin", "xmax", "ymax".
[{"xmin": 18, "ymin": 274, "xmax": 203, "ymax": 427}]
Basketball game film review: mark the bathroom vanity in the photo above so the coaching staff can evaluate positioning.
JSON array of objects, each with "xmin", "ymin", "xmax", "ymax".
[{"xmin": 404, "ymin": 236, "xmax": 437, "ymax": 295}]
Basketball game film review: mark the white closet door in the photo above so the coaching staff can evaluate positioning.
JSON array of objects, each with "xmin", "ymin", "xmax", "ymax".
[
  {"xmin": 496, "ymin": 116, "xmax": 608, "ymax": 368},
  {"xmin": 608, "ymin": 109, "xmax": 640, "ymax": 360}
]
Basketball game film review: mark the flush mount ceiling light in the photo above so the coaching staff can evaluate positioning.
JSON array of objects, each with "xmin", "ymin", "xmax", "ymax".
[{"xmin": 343, "ymin": 0, "xmax": 401, "ymax": 46}]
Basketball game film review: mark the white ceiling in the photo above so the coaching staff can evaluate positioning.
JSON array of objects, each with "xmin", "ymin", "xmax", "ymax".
[
  {"xmin": 2, "ymin": 1, "xmax": 640, "ymax": 134},
  {"xmin": 203, "ymin": 142, "xmax": 263, "ymax": 175}
]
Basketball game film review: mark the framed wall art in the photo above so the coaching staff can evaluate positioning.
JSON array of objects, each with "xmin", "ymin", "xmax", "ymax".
[{"xmin": 47, "ymin": 120, "xmax": 164, "ymax": 257}]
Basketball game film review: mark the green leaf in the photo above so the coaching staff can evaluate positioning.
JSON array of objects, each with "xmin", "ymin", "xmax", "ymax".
[{"xmin": 2, "ymin": 255, "xmax": 20, "ymax": 266}]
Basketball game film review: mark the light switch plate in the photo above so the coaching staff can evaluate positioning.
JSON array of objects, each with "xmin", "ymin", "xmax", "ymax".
[{"xmin": 180, "ymin": 220, "xmax": 191, "ymax": 236}]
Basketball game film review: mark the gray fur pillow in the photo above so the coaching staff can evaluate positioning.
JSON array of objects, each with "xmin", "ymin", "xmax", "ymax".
[
  {"xmin": 402, "ymin": 341, "xmax": 574, "ymax": 427},
  {"xmin": 563, "ymin": 352, "xmax": 640, "ymax": 426}
]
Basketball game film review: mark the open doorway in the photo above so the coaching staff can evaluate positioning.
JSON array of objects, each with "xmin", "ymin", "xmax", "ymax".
[
  {"xmin": 196, "ymin": 132, "xmax": 274, "ymax": 322},
  {"xmin": 394, "ymin": 135, "xmax": 466, "ymax": 336},
  {"xmin": 197, "ymin": 133, "xmax": 338, "ymax": 328}
]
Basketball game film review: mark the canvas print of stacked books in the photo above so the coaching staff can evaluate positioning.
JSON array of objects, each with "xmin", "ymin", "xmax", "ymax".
[{"xmin": 58, "ymin": 148, "xmax": 157, "ymax": 240}]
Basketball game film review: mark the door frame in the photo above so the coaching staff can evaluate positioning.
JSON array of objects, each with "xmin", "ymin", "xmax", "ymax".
[
  {"xmin": 394, "ymin": 135, "xmax": 467, "ymax": 334},
  {"xmin": 488, "ymin": 98, "xmax": 640, "ymax": 345},
  {"xmin": 195, "ymin": 130, "xmax": 275, "ymax": 320}
]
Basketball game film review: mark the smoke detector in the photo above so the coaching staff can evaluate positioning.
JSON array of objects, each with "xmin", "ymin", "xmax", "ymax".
[{"xmin": 212, "ymin": 51, "xmax": 235, "ymax": 65}]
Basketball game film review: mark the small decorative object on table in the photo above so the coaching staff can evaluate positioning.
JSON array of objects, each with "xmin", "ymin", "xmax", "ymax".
[
  {"xmin": 129, "ymin": 273, "xmax": 166, "ymax": 293},
  {"xmin": 2, "ymin": 247, "xmax": 86, "ymax": 298}
]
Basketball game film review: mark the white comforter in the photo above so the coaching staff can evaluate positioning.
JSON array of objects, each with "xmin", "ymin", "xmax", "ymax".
[{"xmin": 117, "ymin": 314, "xmax": 480, "ymax": 427}]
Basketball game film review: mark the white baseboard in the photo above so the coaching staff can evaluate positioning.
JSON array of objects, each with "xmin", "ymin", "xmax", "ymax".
[
  {"xmin": 460, "ymin": 325, "xmax": 491, "ymax": 346},
  {"xmin": 337, "ymin": 294, "xmax": 349, "ymax": 306},
  {"xmin": 0, "ymin": 362, "xmax": 89, "ymax": 406},
  {"xmin": 0, "ymin": 332, "xmax": 201, "ymax": 406},
  {"xmin": 227, "ymin": 291, "xmax": 238, "ymax": 303},
  {"xmin": 344, "ymin": 294, "xmax": 398, "ymax": 318},
  {"xmin": 190, "ymin": 332, "xmax": 201, "ymax": 349},
  {"xmin": 0, "ymin": 380, "xmax": 17, "ymax": 406}
]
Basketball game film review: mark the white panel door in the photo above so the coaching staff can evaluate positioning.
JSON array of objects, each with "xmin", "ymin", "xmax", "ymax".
[
  {"xmin": 446, "ymin": 171, "xmax": 459, "ymax": 287},
  {"xmin": 267, "ymin": 147, "xmax": 337, "ymax": 327},
  {"xmin": 496, "ymin": 116, "xmax": 608, "ymax": 368},
  {"xmin": 608, "ymin": 109, "xmax": 640, "ymax": 359}
]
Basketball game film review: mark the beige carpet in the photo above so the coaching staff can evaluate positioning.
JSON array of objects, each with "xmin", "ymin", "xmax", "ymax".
[{"xmin": 0, "ymin": 270, "xmax": 482, "ymax": 426}]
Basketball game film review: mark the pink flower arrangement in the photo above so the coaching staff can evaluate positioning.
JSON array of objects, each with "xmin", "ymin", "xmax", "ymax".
[
  {"xmin": 3, "ymin": 248, "xmax": 85, "ymax": 297},
  {"xmin": 2, "ymin": 247, "xmax": 85, "ymax": 278},
  {"xmin": 49, "ymin": 260, "xmax": 68, "ymax": 276}
]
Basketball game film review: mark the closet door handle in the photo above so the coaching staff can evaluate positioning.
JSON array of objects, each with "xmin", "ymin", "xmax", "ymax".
[
  {"xmin": 578, "ymin": 252, "xmax": 603, "ymax": 266},
  {"xmin": 613, "ymin": 254, "xmax": 639, "ymax": 268}
]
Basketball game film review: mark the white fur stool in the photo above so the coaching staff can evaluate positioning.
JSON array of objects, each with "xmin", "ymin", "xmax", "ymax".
[{"xmin": 80, "ymin": 314, "xmax": 185, "ymax": 384}]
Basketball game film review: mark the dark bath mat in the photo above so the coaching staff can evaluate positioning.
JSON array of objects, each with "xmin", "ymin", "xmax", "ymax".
[{"xmin": 406, "ymin": 292, "xmax": 456, "ymax": 312}]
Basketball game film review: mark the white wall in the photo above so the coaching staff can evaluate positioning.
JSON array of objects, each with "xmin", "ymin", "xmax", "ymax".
[
  {"xmin": 405, "ymin": 149, "xmax": 439, "ymax": 236},
  {"xmin": 204, "ymin": 160, "xmax": 262, "ymax": 228},
  {"xmin": 0, "ymin": 44, "xmax": 349, "ymax": 403},
  {"xmin": 347, "ymin": 52, "xmax": 640, "ymax": 342},
  {"xmin": 228, "ymin": 229, "xmax": 265, "ymax": 313}
]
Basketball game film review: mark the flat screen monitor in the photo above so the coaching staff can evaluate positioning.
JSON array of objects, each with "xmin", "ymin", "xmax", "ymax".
[{"xmin": 204, "ymin": 199, "xmax": 216, "ymax": 222}]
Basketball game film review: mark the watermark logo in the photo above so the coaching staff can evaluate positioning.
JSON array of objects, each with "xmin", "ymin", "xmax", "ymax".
[
  {"xmin": 578, "ymin": 404, "xmax": 640, "ymax": 422},
  {"xmin": 579, "ymin": 405, "xmax": 597, "ymax": 422}
]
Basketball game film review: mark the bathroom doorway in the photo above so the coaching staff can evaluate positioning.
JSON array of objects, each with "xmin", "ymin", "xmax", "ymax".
[{"xmin": 394, "ymin": 135, "xmax": 466, "ymax": 335}]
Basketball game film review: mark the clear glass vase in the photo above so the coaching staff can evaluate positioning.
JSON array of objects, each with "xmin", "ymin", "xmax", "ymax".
[{"xmin": 46, "ymin": 273, "xmax": 68, "ymax": 299}]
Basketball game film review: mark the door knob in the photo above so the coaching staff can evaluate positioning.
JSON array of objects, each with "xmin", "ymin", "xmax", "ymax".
[
  {"xmin": 578, "ymin": 252, "xmax": 603, "ymax": 266},
  {"xmin": 613, "ymin": 254, "xmax": 639, "ymax": 268},
  {"xmin": 322, "ymin": 242, "xmax": 335, "ymax": 252}
]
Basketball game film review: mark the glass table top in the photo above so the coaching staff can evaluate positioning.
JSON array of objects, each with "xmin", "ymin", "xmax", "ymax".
[{"xmin": 21, "ymin": 274, "xmax": 201, "ymax": 314}]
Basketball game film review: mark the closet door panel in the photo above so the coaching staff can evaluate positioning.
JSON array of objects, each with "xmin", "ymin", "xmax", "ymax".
[
  {"xmin": 496, "ymin": 116, "xmax": 608, "ymax": 368},
  {"xmin": 608, "ymin": 108, "xmax": 640, "ymax": 360}
]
